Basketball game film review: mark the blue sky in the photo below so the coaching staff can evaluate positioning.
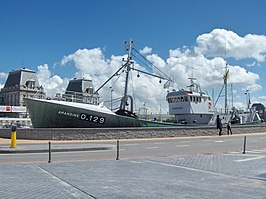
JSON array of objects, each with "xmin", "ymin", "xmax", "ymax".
[{"xmin": 1, "ymin": 0, "xmax": 266, "ymax": 113}]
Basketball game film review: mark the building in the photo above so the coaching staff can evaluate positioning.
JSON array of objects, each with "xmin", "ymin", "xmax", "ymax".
[
  {"xmin": 61, "ymin": 78, "xmax": 100, "ymax": 105},
  {"xmin": 0, "ymin": 68, "xmax": 45, "ymax": 118}
]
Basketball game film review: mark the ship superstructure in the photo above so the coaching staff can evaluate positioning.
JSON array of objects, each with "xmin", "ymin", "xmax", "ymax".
[{"xmin": 166, "ymin": 78, "xmax": 213, "ymax": 124}]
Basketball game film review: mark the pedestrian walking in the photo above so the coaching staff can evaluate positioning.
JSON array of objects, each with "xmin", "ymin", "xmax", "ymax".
[
  {"xmin": 227, "ymin": 120, "xmax": 232, "ymax": 135},
  {"xmin": 216, "ymin": 115, "xmax": 222, "ymax": 136}
]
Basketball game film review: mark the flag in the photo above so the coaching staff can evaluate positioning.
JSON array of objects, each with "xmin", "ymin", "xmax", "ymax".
[{"xmin": 223, "ymin": 69, "xmax": 229, "ymax": 83}]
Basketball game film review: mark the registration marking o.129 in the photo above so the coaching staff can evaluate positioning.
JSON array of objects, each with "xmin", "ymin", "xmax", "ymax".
[{"xmin": 79, "ymin": 113, "xmax": 105, "ymax": 124}]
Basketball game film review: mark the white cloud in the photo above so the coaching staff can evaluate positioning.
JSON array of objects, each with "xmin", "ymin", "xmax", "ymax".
[
  {"xmin": 246, "ymin": 84, "xmax": 262, "ymax": 93},
  {"xmin": 254, "ymin": 96, "xmax": 266, "ymax": 106},
  {"xmin": 0, "ymin": 72, "xmax": 7, "ymax": 79},
  {"xmin": 61, "ymin": 48, "xmax": 110, "ymax": 79},
  {"xmin": 246, "ymin": 61, "xmax": 256, "ymax": 67},
  {"xmin": 60, "ymin": 48, "xmax": 125, "ymax": 99},
  {"xmin": 0, "ymin": 72, "xmax": 8, "ymax": 89},
  {"xmin": 59, "ymin": 48, "xmax": 170, "ymax": 113},
  {"xmin": 59, "ymin": 48, "xmax": 257, "ymax": 113},
  {"xmin": 195, "ymin": 28, "xmax": 266, "ymax": 62},
  {"xmin": 31, "ymin": 28, "xmax": 263, "ymax": 113},
  {"xmin": 146, "ymin": 54, "xmax": 166, "ymax": 69},
  {"xmin": 57, "ymin": 37, "xmax": 261, "ymax": 112},
  {"xmin": 36, "ymin": 64, "xmax": 68, "ymax": 97},
  {"xmin": 140, "ymin": 46, "xmax": 152, "ymax": 55},
  {"xmin": 228, "ymin": 65, "xmax": 260, "ymax": 86}
]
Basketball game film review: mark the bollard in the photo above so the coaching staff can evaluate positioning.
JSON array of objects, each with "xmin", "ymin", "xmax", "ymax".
[
  {"xmin": 48, "ymin": 141, "xmax": 51, "ymax": 163},
  {"xmin": 243, "ymin": 136, "xmax": 246, "ymax": 154},
  {"xmin": 116, "ymin": 140, "xmax": 119, "ymax": 160},
  {"xmin": 10, "ymin": 125, "xmax": 17, "ymax": 148}
]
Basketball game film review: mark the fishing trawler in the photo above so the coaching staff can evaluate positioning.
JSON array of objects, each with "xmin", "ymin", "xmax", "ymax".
[
  {"xmin": 166, "ymin": 65, "xmax": 262, "ymax": 125},
  {"xmin": 25, "ymin": 40, "xmax": 178, "ymax": 128},
  {"xmin": 166, "ymin": 78, "xmax": 214, "ymax": 125}
]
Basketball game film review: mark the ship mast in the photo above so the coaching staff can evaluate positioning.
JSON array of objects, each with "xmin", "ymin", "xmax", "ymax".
[
  {"xmin": 94, "ymin": 39, "xmax": 172, "ymax": 114},
  {"xmin": 123, "ymin": 40, "xmax": 133, "ymax": 108},
  {"xmin": 119, "ymin": 40, "xmax": 134, "ymax": 111},
  {"xmin": 224, "ymin": 37, "xmax": 229, "ymax": 114},
  {"xmin": 213, "ymin": 63, "xmax": 230, "ymax": 112}
]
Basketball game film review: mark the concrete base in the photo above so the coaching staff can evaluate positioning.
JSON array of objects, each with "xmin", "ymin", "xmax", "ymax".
[{"xmin": 0, "ymin": 125, "xmax": 266, "ymax": 140}]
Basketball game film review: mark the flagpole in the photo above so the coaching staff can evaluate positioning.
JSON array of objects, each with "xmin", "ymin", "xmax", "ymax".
[{"xmin": 224, "ymin": 63, "xmax": 229, "ymax": 114}]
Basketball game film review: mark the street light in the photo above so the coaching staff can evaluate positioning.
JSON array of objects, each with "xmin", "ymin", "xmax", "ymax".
[
  {"xmin": 143, "ymin": 102, "xmax": 147, "ymax": 119},
  {"xmin": 25, "ymin": 79, "xmax": 35, "ymax": 118},
  {"xmin": 110, "ymin": 87, "xmax": 114, "ymax": 111},
  {"xmin": 245, "ymin": 90, "xmax": 250, "ymax": 112}
]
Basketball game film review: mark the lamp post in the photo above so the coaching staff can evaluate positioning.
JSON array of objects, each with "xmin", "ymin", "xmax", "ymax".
[
  {"xmin": 248, "ymin": 91, "xmax": 251, "ymax": 112},
  {"xmin": 110, "ymin": 87, "xmax": 114, "ymax": 111},
  {"xmin": 143, "ymin": 102, "xmax": 147, "ymax": 119},
  {"xmin": 245, "ymin": 90, "xmax": 250, "ymax": 112},
  {"xmin": 25, "ymin": 79, "xmax": 35, "ymax": 118}
]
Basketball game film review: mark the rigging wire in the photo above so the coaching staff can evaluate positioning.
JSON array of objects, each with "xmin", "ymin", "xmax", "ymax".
[
  {"xmin": 132, "ymin": 48, "xmax": 172, "ymax": 81},
  {"xmin": 214, "ymin": 84, "xmax": 225, "ymax": 108},
  {"xmin": 131, "ymin": 39, "xmax": 168, "ymax": 60},
  {"xmin": 131, "ymin": 53, "xmax": 153, "ymax": 72},
  {"xmin": 132, "ymin": 49, "xmax": 179, "ymax": 90},
  {"xmin": 98, "ymin": 70, "xmax": 123, "ymax": 103}
]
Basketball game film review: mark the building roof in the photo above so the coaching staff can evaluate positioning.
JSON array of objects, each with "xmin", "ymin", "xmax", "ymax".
[
  {"xmin": 65, "ymin": 78, "xmax": 94, "ymax": 93},
  {"xmin": 4, "ymin": 68, "xmax": 40, "ymax": 88}
]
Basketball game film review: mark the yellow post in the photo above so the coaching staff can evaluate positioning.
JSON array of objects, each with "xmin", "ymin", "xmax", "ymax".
[{"xmin": 10, "ymin": 125, "xmax": 17, "ymax": 148}]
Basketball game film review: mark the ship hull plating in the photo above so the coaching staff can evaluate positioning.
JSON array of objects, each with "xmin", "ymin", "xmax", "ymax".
[{"xmin": 25, "ymin": 98, "xmax": 178, "ymax": 128}]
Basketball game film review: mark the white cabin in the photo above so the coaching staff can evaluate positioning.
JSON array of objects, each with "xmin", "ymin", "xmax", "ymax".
[{"xmin": 166, "ymin": 78, "xmax": 214, "ymax": 124}]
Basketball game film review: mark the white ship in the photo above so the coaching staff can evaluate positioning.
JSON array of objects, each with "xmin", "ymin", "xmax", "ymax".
[
  {"xmin": 166, "ymin": 78, "xmax": 214, "ymax": 125},
  {"xmin": 166, "ymin": 66, "xmax": 262, "ymax": 126}
]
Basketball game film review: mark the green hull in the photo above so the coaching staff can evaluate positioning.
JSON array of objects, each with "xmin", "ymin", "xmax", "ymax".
[
  {"xmin": 25, "ymin": 98, "xmax": 179, "ymax": 128},
  {"xmin": 232, "ymin": 120, "xmax": 262, "ymax": 126}
]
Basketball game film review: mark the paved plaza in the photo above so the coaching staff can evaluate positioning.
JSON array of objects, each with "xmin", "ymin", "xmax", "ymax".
[{"xmin": 1, "ymin": 149, "xmax": 266, "ymax": 198}]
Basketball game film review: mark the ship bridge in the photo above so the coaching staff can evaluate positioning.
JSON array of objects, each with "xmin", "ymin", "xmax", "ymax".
[{"xmin": 166, "ymin": 79, "xmax": 213, "ymax": 124}]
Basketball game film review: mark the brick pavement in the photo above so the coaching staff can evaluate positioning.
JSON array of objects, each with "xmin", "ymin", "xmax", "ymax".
[
  {"xmin": 0, "ymin": 164, "xmax": 91, "ymax": 198},
  {"xmin": 148, "ymin": 152, "xmax": 266, "ymax": 178},
  {"xmin": 1, "ymin": 150, "xmax": 266, "ymax": 198}
]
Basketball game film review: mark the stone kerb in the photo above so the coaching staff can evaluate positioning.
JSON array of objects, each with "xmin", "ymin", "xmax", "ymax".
[{"xmin": 0, "ymin": 125, "xmax": 265, "ymax": 140}]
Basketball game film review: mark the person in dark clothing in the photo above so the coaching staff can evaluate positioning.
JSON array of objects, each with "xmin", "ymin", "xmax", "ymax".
[
  {"xmin": 227, "ymin": 121, "xmax": 232, "ymax": 135},
  {"xmin": 216, "ymin": 115, "xmax": 222, "ymax": 136}
]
